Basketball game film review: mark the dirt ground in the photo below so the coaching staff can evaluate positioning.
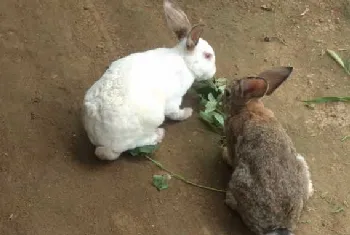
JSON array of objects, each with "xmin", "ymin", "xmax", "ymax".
[{"xmin": 0, "ymin": 0, "xmax": 349, "ymax": 234}]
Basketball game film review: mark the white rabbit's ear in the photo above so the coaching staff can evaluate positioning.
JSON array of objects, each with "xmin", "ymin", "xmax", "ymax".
[
  {"xmin": 186, "ymin": 24, "xmax": 205, "ymax": 50},
  {"xmin": 257, "ymin": 66, "xmax": 293, "ymax": 96},
  {"xmin": 163, "ymin": 0, "xmax": 192, "ymax": 40}
]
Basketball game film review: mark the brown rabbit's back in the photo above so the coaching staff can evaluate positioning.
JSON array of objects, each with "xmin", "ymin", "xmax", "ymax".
[{"xmin": 226, "ymin": 110, "xmax": 308, "ymax": 234}]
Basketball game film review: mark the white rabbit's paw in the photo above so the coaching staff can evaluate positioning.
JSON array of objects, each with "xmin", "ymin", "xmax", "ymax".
[
  {"xmin": 166, "ymin": 107, "xmax": 193, "ymax": 121},
  {"xmin": 182, "ymin": 107, "xmax": 193, "ymax": 120},
  {"xmin": 156, "ymin": 128, "xmax": 165, "ymax": 143}
]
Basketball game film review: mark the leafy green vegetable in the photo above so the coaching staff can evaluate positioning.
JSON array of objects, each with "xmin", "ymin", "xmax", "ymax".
[
  {"xmin": 192, "ymin": 78, "xmax": 228, "ymax": 133},
  {"xmin": 152, "ymin": 174, "xmax": 170, "ymax": 191},
  {"xmin": 303, "ymin": 96, "xmax": 350, "ymax": 104},
  {"xmin": 128, "ymin": 145, "xmax": 158, "ymax": 156},
  {"xmin": 213, "ymin": 112, "xmax": 225, "ymax": 127},
  {"xmin": 205, "ymin": 99, "xmax": 217, "ymax": 113}
]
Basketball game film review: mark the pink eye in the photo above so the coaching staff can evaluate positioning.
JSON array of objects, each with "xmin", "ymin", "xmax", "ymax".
[{"xmin": 204, "ymin": 52, "xmax": 213, "ymax": 60}]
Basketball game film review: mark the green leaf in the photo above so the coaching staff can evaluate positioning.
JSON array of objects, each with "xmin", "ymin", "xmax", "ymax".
[
  {"xmin": 192, "ymin": 80, "xmax": 220, "ymax": 99},
  {"xmin": 218, "ymin": 85, "xmax": 226, "ymax": 93},
  {"xmin": 152, "ymin": 174, "xmax": 169, "ymax": 191},
  {"xmin": 199, "ymin": 111, "xmax": 222, "ymax": 134},
  {"xmin": 199, "ymin": 95, "xmax": 207, "ymax": 106},
  {"xmin": 213, "ymin": 112, "xmax": 225, "ymax": 128},
  {"xmin": 128, "ymin": 145, "xmax": 158, "ymax": 156},
  {"xmin": 193, "ymin": 77, "xmax": 228, "ymax": 133},
  {"xmin": 205, "ymin": 101, "xmax": 217, "ymax": 113},
  {"xmin": 215, "ymin": 77, "xmax": 227, "ymax": 86},
  {"xmin": 199, "ymin": 111, "xmax": 214, "ymax": 123},
  {"xmin": 341, "ymin": 135, "xmax": 350, "ymax": 142},
  {"xmin": 303, "ymin": 96, "xmax": 350, "ymax": 104},
  {"xmin": 208, "ymin": 93, "xmax": 216, "ymax": 102}
]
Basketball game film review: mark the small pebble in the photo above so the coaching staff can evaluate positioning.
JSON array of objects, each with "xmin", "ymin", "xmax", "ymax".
[
  {"xmin": 260, "ymin": 5, "xmax": 273, "ymax": 11},
  {"xmin": 263, "ymin": 36, "xmax": 271, "ymax": 42}
]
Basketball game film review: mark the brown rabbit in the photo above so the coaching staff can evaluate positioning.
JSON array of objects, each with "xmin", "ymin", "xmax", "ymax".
[{"xmin": 222, "ymin": 67, "xmax": 313, "ymax": 235}]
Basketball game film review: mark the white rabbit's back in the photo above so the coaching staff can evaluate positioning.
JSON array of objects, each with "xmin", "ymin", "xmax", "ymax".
[
  {"xmin": 83, "ymin": 63, "xmax": 142, "ymax": 149},
  {"xmin": 83, "ymin": 48, "xmax": 192, "ymax": 152}
]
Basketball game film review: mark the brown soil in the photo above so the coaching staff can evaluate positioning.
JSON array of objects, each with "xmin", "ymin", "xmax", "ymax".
[{"xmin": 0, "ymin": 0, "xmax": 349, "ymax": 234}]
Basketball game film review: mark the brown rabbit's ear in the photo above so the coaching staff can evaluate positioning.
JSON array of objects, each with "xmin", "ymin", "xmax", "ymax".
[
  {"xmin": 239, "ymin": 77, "xmax": 269, "ymax": 99},
  {"xmin": 257, "ymin": 67, "xmax": 293, "ymax": 96},
  {"xmin": 186, "ymin": 24, "xmax": 205, "ymax": 50},
  {"xmin": 163, "ymin": 0, "xmax": 192, "ymax": 40}
]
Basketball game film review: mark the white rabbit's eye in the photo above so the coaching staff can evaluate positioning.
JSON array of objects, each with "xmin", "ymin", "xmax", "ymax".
[{"xmin": 203, "ymin": 52, "xmax": 213, "ymax": 60}]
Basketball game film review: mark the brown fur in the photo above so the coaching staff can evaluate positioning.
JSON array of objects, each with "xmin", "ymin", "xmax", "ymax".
[{"xmin": 223, "ymin": 67, "xmax": 313, "ymax": 235}]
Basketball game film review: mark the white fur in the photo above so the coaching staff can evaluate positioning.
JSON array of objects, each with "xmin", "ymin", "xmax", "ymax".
[
  {"xmin": 83, "ymin": 38, "xmax": 216, "ymax": 160},
  {"xmin": 296, "ymin": 154, "xmax": 314, "ymax": 198}
]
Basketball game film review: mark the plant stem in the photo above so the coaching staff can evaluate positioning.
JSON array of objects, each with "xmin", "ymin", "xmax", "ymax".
[{"xmin": 144, "ymin": 155, "xmax": 226, "ymax": 193}]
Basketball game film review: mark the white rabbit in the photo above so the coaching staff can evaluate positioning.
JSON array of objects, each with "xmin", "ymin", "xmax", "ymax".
[{"xmin": 83, "ymin": 0, "xmax": 216, "ymax": 160}]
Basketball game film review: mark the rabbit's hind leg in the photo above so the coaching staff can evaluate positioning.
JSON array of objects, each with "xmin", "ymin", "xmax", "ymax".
[{"xmin": 136, "ymin": 128, "xmax": 165, "ymax": 147}]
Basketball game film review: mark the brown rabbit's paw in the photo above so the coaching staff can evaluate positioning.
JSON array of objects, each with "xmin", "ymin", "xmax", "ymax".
[
  {"xmin": 225, "ymin": 191, "xmax": 237, "ymax": 210},
  {"xmin": 221, "ymin": 146, "xmax": 231, "ymax": 165}
]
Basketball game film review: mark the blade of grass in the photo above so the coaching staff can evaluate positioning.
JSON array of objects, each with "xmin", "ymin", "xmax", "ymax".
[
  {"xmin": 326, "ymin": 49, "xmax": 350, "ymax": 75},
  {"xmin": 303, "ymin": 96, "xmax": 350, "ymax": 104},
  {"xmin": 327, "ymin": 49, "xmax": 345, "ymax": 68},
  {"xmin": 341, "ymin": 135, "xmax": 350, "ymax": 142},
  {"xmin": 331, "ymin": 206, "xmax": 345, "ymax": 214},
  {"xmin": 344, "ymin": 59, "xmax": 350, "ymax": 75}
]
